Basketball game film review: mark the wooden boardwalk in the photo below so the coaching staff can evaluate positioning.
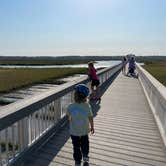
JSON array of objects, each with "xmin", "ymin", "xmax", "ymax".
[{"xmin": 25, "ymin": 73, "xmax": 166, "ymax": 166}]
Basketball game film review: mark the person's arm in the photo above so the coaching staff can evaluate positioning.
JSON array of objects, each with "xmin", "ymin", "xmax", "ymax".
[{"xmin": 89, "ymin": 117, "xmax": 94, "ymax": 134}]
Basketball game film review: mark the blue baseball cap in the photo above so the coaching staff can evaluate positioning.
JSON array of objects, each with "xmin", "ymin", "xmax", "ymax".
[{"xmin": 74, "ymin": 84, "xmax": 90, "ymax": 97}]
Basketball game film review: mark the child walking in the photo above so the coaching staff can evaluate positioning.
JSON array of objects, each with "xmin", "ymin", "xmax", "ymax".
[
  {"xmin": 67, "ymin": 84, "xmax": 94, "ymax": 166},
  {"xmin": 88, "ymin": 62, "xmax": 100, "ymax": 101}
]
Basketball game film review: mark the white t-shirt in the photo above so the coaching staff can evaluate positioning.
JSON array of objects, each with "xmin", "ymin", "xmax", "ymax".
[{"xmin": 67, "ymin": 102, "xmax": 93, "ymax": 136}]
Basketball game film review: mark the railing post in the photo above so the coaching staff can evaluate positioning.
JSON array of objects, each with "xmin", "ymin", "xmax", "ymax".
[
  {"xmin": 54, "ymin": 99, "xmax": 61, "ymax": 122},
  {"xmin": 18, "ymin": 120, "xmax": 24, "ymax": 151},
  {"xmin": 24, "ymin": 118, "xmax": 29, "ymax": 147}
]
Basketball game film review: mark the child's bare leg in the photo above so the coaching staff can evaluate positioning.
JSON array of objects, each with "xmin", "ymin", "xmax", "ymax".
[
  {"xmin": 95, "ymin": 86, "xmax": 101, "ymax": 100},
  {"xmin": 90, "ymin": 85, "xmax": 95, "ymax": 98}
]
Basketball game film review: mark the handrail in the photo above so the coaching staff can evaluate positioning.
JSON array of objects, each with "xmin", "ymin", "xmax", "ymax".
[
  {"xmin": 136, "ymin": 63, "xmax": 166, "ymax": 147},
  {"xmin": 0, "ymin": 63, "xmax": 121, "ymax": 165}
]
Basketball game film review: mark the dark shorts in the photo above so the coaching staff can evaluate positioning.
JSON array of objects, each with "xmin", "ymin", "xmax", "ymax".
[{"xmin": 91, "ymin": 79, "xmax": 100, "ymax": 87}]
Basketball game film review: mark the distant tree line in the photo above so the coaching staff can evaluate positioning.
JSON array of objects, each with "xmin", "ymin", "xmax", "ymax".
[{"xmin": 0, "ymin": 55, "xmax": 165, "ymax": 65}]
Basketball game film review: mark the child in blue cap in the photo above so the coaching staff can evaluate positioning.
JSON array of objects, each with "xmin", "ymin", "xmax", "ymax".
[{"xmin": 67, "ymin": 84, "xmax": 94, "ymax": 166}]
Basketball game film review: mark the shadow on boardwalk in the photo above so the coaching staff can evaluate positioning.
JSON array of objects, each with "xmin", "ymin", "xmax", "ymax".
[
  {"xmin": 26, "ymin": 127, "xmax": 71, "ymax": 165},
  {"xmin": 25, "ymin": 71, "xmax": 120, "ymax": 166}
]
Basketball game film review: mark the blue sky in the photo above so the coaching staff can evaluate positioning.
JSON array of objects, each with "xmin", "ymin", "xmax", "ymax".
[{"xmin": 0, "ymin": 0, "xmax": 166, "ymax": 56}]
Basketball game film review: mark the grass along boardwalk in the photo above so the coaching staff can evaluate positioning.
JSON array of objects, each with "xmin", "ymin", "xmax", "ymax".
[
  {"xmin": 143, "ymin": 61, "xmax": 166, "ymax": 86},
  {"xmin": 0, "ymin": 68, "xmax": 87, "ymax": 93},
  {"xmin": 24, "ymin": 72, "xmax": 166, "ymax": 166}
]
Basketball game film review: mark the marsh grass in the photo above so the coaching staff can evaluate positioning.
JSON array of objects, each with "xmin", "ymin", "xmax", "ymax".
[
  {"xmin": 143, "ymin": 61, "xmax": 166, "ymax": 86},
  {"xmin": 0, "ymin": 68, "xmax": 87, "ymax": 93}
]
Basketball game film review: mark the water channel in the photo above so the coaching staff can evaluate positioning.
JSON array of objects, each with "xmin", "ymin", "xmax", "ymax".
[{"xmin": 0, "ymin": 60, "xmax": 120, "ymax": 69}]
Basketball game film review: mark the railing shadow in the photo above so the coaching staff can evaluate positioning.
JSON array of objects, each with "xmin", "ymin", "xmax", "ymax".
[
  {"xmin": 90, "ymin": 70, "xmax": 120, "ymax": 117},
  {"xmin": 26, "ymin": 126, "xmax": 70, "ymax": 166}
]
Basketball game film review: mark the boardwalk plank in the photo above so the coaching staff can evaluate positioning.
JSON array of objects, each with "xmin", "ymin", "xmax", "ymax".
[
  {"xmin": 48, "ymin": 142, "xmax": 166, "ymax": 165},
  {"xmin": 95, "ymin": 124, "xmax": 160, "ymax": 138}
]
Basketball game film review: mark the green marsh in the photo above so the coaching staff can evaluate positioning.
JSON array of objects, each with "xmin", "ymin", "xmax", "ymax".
[
  {"xmin": 143, "ymin": 61, "xmax": 166, "ymax": 86},
  {"xmin": 0, "ymin": 68, "xmax": 87, "ymax": 93}
]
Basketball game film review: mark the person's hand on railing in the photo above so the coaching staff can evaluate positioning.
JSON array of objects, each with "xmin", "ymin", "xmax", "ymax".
[{"xmin": 89, "ymin": 117, "xmax": 94, "ymax": 134}]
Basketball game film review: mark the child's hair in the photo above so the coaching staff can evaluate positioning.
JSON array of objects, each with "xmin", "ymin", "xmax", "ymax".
[
  {"xmin": 74, "ymin": 84, "xmax": 90, "ymax": 103},
  {"xmin": 74, "ymin": 91, "xmax": 87, "ymax": 103}
]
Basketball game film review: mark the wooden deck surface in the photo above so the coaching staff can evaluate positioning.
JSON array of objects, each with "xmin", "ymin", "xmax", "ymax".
[{"xmin": 25, "ymin": 73, "xmax": 166, "ymax": 166}]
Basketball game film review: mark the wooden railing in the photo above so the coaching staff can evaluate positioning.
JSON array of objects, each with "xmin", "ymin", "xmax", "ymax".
[{"xmin": 0, "ymin": 63, "xmax": 121, "ymax": 166}]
